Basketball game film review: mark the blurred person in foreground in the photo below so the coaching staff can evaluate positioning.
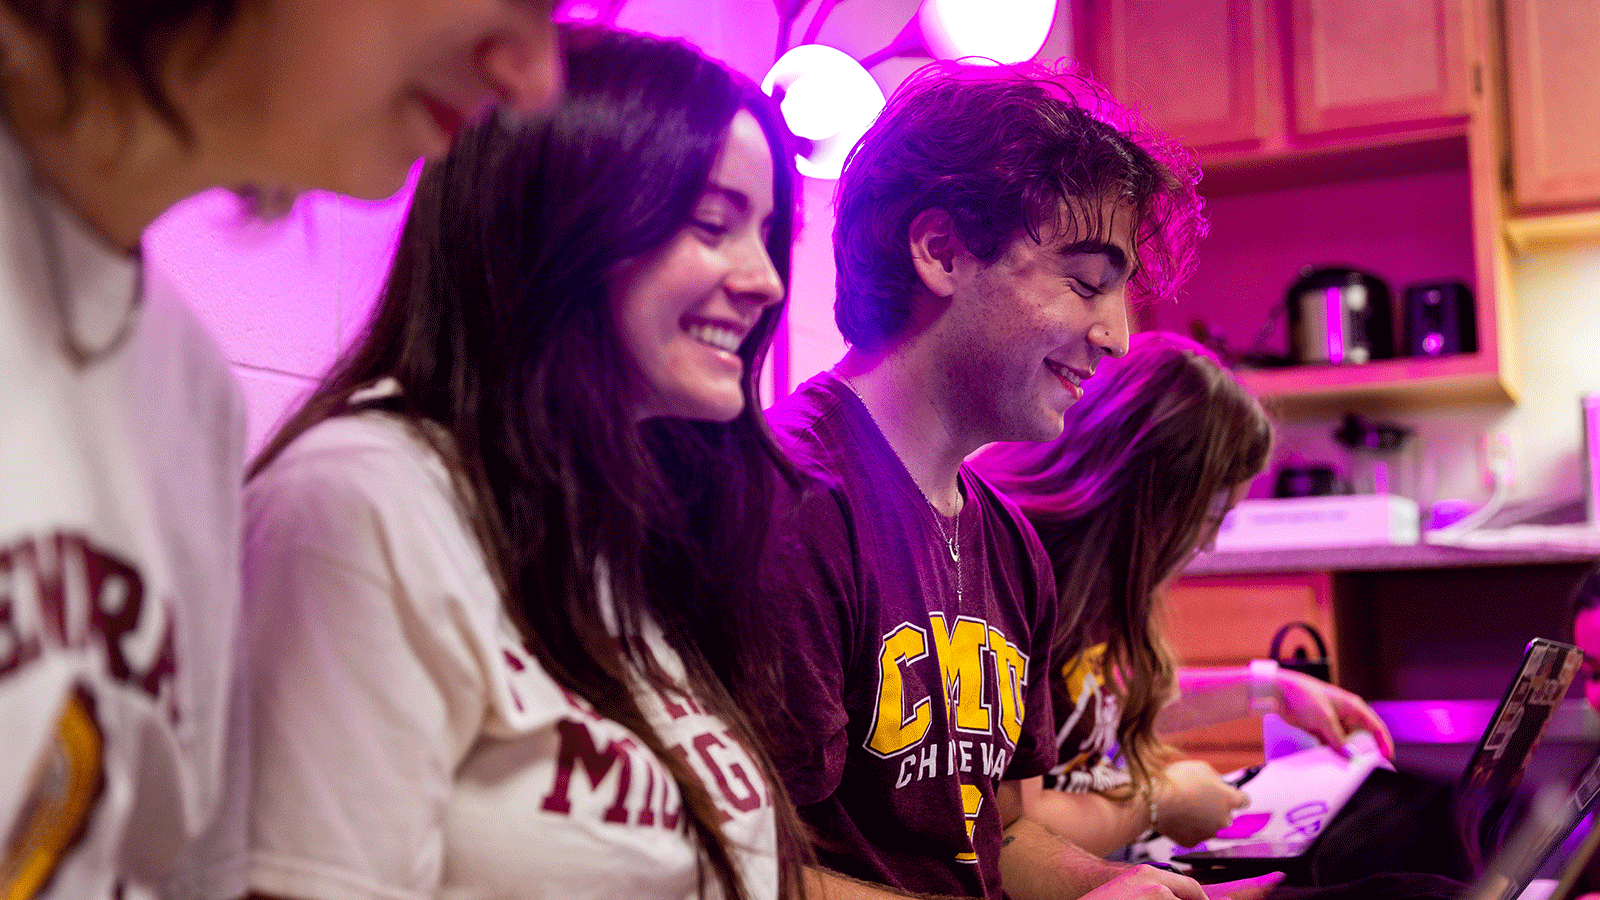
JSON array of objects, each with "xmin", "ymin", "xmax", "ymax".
[{"xmin": 0, "ymin": 2, "xmax": 559, "ymax": 898}]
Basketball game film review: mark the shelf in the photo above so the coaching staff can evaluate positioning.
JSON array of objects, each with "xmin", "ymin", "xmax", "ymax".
[
  {"xmin": 1233, "ymin": 352, "xmax": 1515, "ymax": 416},
  {"xmin": 1184, "ymin": 538, "xmax": 1598, "ymax": 577},
  {"xmin": 1505, "ymin": 209, "xmax": 1600, "ymax": 252},
  {"xmin": 1198, "ymin": 131, "xmax": 1470, "ymax": 196}
]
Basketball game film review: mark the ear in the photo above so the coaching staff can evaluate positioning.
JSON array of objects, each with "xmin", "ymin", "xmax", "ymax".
[{"xmin": 907, "ymin": 208, "xmax": 963, "ymax": 299}]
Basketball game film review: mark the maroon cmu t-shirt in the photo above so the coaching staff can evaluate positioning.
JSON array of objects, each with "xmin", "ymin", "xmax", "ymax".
[{"xmin": 758, "ymin": 371, "xmax": 1059, "ymax": 900}]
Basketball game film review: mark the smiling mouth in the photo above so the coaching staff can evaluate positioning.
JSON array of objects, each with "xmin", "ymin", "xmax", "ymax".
[
  {"xmin": 1045, "ymin": 358, "xmax": 1083, "ymax": 387},
  {"xmin": 685, "ymin": 321, "xmax": 745, "ymax": 354}
]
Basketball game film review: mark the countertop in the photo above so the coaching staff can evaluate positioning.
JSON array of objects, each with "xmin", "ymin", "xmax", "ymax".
[{"xmin": 1184, "ymin": 523, "xmax": 1600, "ymax": 575}]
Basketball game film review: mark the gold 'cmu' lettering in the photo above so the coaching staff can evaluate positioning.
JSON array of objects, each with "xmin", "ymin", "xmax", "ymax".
[{"xmin": 865, "ymin": 613, "xmax": 1029, "ymax": 758}]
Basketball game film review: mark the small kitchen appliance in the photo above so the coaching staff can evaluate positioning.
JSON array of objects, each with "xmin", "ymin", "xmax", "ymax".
[
  {"xmin": 1285, "ymin": 266, "xmax": 1396, "ymax": 366},
  {"xmin": 1403, "ymin": 280, "xmax": 1477, "ymax": 357}
]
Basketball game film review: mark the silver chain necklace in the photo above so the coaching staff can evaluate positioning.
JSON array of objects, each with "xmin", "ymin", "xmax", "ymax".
[
  {"xmin": 23, "ymin": 166, "xmax": 144, "ymax": 368},
  {"xmin": 838, "ymin": 372, "xmax": 963, "ymax": 602}
]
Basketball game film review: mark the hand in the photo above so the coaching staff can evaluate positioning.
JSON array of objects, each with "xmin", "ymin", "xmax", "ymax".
[
  {"xmin": 1202, "ymin": 872, "xmax": 1287, "ymax": 900},
  {"xmin": 1274, "ymin": 670, "xmax": 1396, "ymax": 759},
  {"xmin": 1154, "ymin": 760, "xmax": 1249, "ymax": 847},
  {"xmin": 1080, "ymin": 863, "xmax": 1210, "ymax": 900}
]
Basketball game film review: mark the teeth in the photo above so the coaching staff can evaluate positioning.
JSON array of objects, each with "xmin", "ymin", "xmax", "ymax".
[
  {"xmin": 687, "ymin": 323, "xmax": 742, "ymax": 353},
  {"xmin": 1045, "ymin": 359, "xmax": 1079, "ymax": 385}
]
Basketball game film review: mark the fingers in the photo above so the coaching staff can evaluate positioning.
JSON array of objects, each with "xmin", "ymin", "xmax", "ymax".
[
  {"xmin": 1279, "ymin": 671, "xmax": 1396, "ymax": 758},
  {"xmin": 1323, "ymin": 687, "xmax": 1394, "ymax": 758},
  {"xmin": 1131, "ymin": 864, "xmax": 1210, "ymax": 900},
  {"xmin": 1311, "ymin": 714, "xmax": 1350, "ymax": 756},
  {"xmin": 1084, "ymin": 863, "xmax": 1211, "ymax": 900},
  {"xmin": 1341, "ymin": 696, "xmax": 1396, "ymax": 758},
  {"xmin": 1371, "ymin": 720, "xmax": 1396, "ymax": 759}
]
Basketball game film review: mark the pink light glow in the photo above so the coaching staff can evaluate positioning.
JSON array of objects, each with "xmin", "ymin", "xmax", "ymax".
[{"xmin": 919, "ymin": 0, "xmax": 1057, "ymax": 66}]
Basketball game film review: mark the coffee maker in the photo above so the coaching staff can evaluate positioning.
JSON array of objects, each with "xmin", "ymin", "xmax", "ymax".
[{"xmin": 1285, "ymin": 266, "xmax": 1396, "ymax": 366}]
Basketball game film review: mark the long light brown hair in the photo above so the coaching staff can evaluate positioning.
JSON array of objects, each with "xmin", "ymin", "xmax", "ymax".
[{"xmin": 973, "ymin": 332, "xmax": 1271, "ymax": 793}]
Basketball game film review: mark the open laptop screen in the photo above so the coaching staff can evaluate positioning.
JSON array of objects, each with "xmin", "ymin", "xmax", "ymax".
[
  {"xmin": 1175, "ymin": 637, "xmax": 1585, "ymax": 887},
  {"xmin": 1456, "ymin": 638, "xmax": 1585, "ymax": 872}
]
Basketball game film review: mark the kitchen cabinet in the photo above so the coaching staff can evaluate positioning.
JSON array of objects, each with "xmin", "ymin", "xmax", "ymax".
[
  {"xmin": 1075, "ymin": 0, "xmax": 1517, "ymax": 416},
  {"xmin": 1077, "ymin": 0, "xmax": 1276, "ymax": 151},
  {"xmin": 1288, "ymin": 0, "xmax": 1472, "ymax": 140},
  {"xmin": 1160, "ymin": 572, "xmax": 1337, "ymax": 772},
  {"xmin": 1500, "ymin": 0, "xmax": 1600, "ymax": 248},
  {"xmin": 1079, "ymin": 0, "xmax": 1473, "ymax": 161}
]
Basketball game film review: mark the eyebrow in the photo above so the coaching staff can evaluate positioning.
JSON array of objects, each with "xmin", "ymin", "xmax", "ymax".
[
  {"xmin": 703, "ymin": 181, "xmax": 778, "ymax": 231},
  {"xmin": 1055, "ymin": 239, "xmax": 1136, "ymax": 283},
  {"xmin": 703, "ymin": 182, "xmax": 751, "ymax": 215}
]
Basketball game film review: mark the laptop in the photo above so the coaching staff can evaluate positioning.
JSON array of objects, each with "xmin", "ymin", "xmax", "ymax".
[
  {"xmin": 1540, "ymin": 819, "xmax": 1600, "ymax": 900},
  {"xmin": 1169, "ymin": 637, "xmax": 1586, "ymax": 886},
  {"xmin": 1459, "ymin": 751, "xmax": 1600, "ymax": 900}
]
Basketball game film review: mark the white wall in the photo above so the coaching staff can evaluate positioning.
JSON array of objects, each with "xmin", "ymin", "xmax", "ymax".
[
  {"xmin": 144, "ymin": 184, "xmax": 411, "ymax": 453},
  {"xmin": 1265, "ymin": 244, "xmax": 1600, "ymax": 515}
]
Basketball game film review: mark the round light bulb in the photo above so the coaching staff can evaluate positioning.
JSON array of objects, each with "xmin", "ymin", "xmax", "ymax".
[
  {"xmin": 762, "ymin": 44, "xmax": 886, "ymax": 179},
  {"xmin": 780, "ymin": 73, "xmax": 843, "ymax": 141},
  {"xmin": 920, "ymin": 0, "xmax": 1057, "ymax": 65}
]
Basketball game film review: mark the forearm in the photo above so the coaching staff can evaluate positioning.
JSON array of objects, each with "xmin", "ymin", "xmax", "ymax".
[
  {"xmin": 998, "ymin": 815, "xmax": 1129, "ymax": 900},
  {"xmin": 1026, "ymin": 785, "xmax": 1152, "ymax": 859},
  {"xmin": 1156, "ymin": 666, "xmax": 1252, "ymax": 734},
  {"xmin": 804, "ymin": 866, "xmax": 967, "ymax": 900},
  {"xmin": 1163, "ymin": 666, "xmax": 1395, "ymax": 758}
]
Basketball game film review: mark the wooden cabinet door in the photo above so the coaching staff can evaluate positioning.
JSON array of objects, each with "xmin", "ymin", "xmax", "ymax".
[
  {"xmin": 1503, "ymin": 0, "xmax": 1600, "ymax": 211},
  {"xmin": 1159, "ymin": 572, "xmax": 1337, "ymax": 770},
  {"xmin": 1289, "ymin": 0, "xmax": 1473, "ymax": 137},
  {"xmin": 1080, "ymin": 0, "xmax": 1276, "ymax": 151}
]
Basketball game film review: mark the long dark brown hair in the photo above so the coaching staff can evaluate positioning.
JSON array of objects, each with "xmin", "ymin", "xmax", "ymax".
[
  {"xmin": 254, "ymin": 25, "xmax": 806, "ymax": 900},
  {"xmin": 973, "ymin": 332, "xmax": 1272, "ymax": 793}
]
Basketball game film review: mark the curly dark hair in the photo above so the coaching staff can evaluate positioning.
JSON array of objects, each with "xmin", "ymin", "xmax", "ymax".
[{"xmin": 832, "ymin": 58, "xmax": 1206, "ymax": 350}]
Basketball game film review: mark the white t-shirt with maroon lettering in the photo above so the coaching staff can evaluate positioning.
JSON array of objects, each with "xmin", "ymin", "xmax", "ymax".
[
  {"xmin": 213, "ymin": 410, "xmax": 779, "ymax": 900},
  {"xmin": 0, "ymin": 126, "xmax": 247, "ymax": 900}
]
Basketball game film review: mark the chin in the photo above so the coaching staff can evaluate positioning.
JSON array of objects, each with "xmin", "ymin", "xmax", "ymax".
[
  {"xmin": 669, "ymin": 392, "xmax": 747, "ymax": 424},
  {"xmin": 698, "ymin": 402, "xmax": 747, "ymax": 423},
  {"xmin": 328, "ymin": 154, "xmax": 418, "ymax": 202},
  {"xmin": 1018, "ymin": 413, "xmax": 1067, "ymax": 444}
]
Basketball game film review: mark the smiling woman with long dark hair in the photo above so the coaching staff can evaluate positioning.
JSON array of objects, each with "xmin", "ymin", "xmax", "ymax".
[{"xmin": 211, "ymin": 26, "xmax": 809, "ymax": 900}]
